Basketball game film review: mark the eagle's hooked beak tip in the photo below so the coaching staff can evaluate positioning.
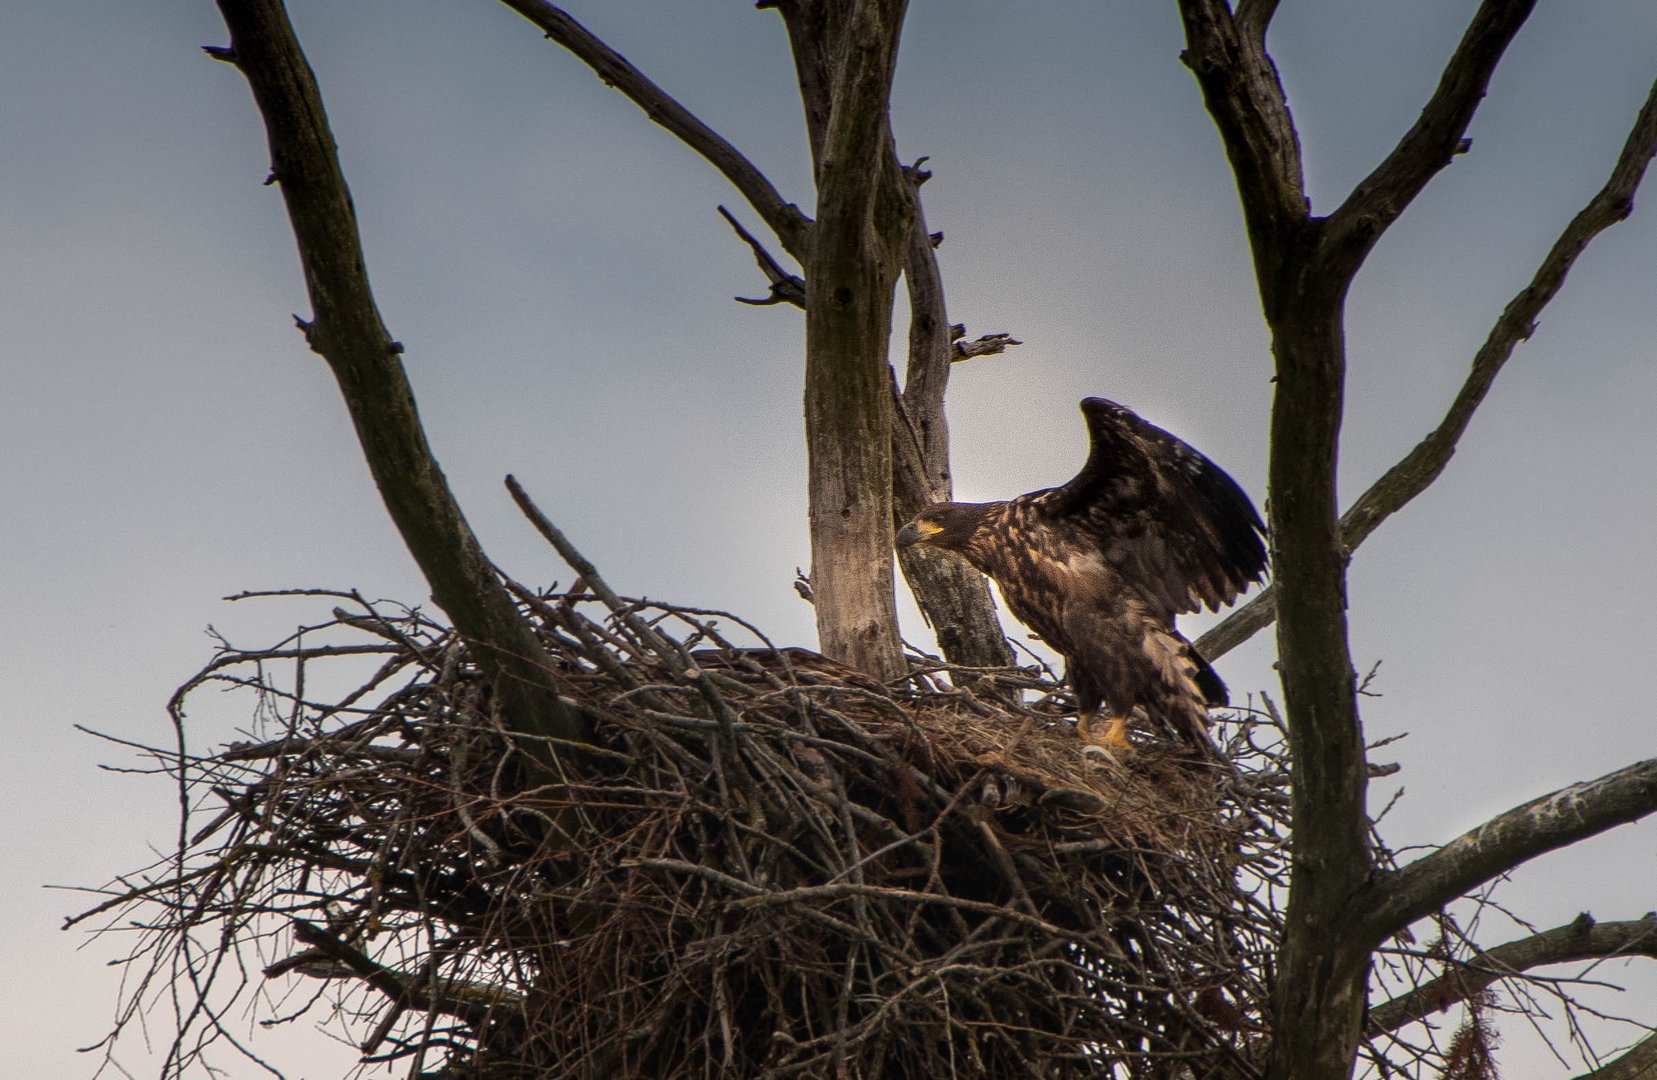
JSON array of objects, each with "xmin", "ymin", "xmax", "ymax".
[{"xmin": 894, "ymin": 521, "xmax": 922, "ymax": 548}]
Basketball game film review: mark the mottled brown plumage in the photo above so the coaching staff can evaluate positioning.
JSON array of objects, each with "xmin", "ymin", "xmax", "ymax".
[{"xmin": 896, "ymin": 398, "xmax": 1268, "ymax": 752}]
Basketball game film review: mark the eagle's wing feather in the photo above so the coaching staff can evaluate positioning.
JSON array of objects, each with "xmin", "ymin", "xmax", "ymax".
[{"xmin": 1036, "ymin": 397, "xmax": 1267, "ymax": 618}]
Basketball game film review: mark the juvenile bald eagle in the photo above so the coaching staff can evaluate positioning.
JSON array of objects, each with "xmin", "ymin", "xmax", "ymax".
[{"xmin": 896, "ymin": 398, "xmax": 1267, "ymax": 753}]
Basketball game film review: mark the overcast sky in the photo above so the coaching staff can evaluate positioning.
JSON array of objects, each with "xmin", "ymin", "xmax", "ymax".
[{"xmin": 3, "ymin": 2, "xmax": 1654, "ymax": 1077}]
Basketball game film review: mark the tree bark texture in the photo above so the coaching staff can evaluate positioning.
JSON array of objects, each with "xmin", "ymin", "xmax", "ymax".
[
  {"xmin": 214, "ymin": 0, "xmax": 587, "ymax": 765},
  {"xmin": 1178, "ymin": 6, "xmax": 1368, "ymax": 1077},
  {"xmin": 1176, "ymin": 3, "xmax": 1578, "ymax": 1077},
  {"xmin": 783, "ymin": 0, "xmax": 912, "ymax": 681},
  {"xmin": 1261, "ymin": 294, "xmax": 1374, "ymax": 1080},
  {"xmin": 891, "ymin": 167, "xmax": 1013, "ymax": 670},
  {"xmin": 508, "ymin": 0, "xmax": 1008, "ymax": 673},
  {"xmin": 1368, "ymin": 758, "xmax": 1657, "ymax": 937}
]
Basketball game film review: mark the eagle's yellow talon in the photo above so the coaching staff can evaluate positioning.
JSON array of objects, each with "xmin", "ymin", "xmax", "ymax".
[{"xmin": 1079, "ymin": 712, "xmax": 1134, "ymax": 752}]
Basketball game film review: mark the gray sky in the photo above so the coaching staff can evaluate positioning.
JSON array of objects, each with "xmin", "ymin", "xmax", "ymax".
[{"xmin": 3, "ymin": 2, "xmax": 1654, "ymax": 1076}]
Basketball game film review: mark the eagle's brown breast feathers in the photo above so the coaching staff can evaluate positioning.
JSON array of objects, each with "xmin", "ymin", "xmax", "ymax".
[{"xmin": 896, "ymin": 398, "xmax": 1268, "ymax": 750}]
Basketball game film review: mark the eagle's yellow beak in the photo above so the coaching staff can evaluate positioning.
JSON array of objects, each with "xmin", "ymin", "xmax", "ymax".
[{"xmin": 895, "ymin": 519, "xmax": 941, "ymax": 547}]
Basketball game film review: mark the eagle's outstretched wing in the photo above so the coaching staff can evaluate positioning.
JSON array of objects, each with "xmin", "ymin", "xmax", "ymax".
[{"xmin": 1032, "ymin": 397, "xmax": 1268, "ymax": 619}]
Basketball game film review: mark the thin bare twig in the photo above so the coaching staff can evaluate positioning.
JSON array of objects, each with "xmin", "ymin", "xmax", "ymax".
[
  {"xmin": 718, "ymin": 204, "xmax": 806, "ymax": 308},
  {"xmin": 1370, "ymin": 913, "xmax": 1657, "ymax": 1033}
]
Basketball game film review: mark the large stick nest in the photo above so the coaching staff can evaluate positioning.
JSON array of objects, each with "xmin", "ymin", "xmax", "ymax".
[{"xmin": 78, "ymin": 582, "xmax": 1291, "ymax": 1079}]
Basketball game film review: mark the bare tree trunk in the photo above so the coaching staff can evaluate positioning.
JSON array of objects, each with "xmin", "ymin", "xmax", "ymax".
[
  {"xmin": 1176, "ymin": 3, "xmax": 1551, "ymax": 1076},
  {"xmin": 781, "ymin": 0, "xmax": 911, "ymax": 681},
  {"xmin": 1263, "ymin": 295, "xmax": 1372, "ymax": 1080}
]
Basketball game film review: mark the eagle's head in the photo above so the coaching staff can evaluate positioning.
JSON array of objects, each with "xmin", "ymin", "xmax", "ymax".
[{"xmin": 895, "ymin": 502, "xmax": 997, "ymax": 556}]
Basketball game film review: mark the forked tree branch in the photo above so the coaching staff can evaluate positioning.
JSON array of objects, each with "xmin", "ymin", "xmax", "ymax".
[
  {"xmin": 1233, "ymin": 0, "xmax": 1281, "ymax": 46},
  {"xmin": 1182, "ymin": 4, "xmax": 1371, "ymax": 1068},
  {"xmin": 1369, "ymin": 913, "xmax": 1657, "ymax": 1033},
  {"xmin": 212, "ymin": 0, "xmax": 588, "ymax": 759},
  {"xmin": 1338, "ymin": 77, "xmax": 1657, "ymax": 551},
  {"xmin": 1175, "ymin": 0, "xmax": 1309, "ymax": 306},
  {"xmin": 498, "ymin": 0, "xmax": 812, "ymax": 258},
  {"xmin": 1197, "ymin": 74, "xmax": 1657, "ymax": 664},
  {"xmin": 718, "ymin": 205, "xmax": 806, "ymax": 308},
  {"xmin": 1365, "ymin": 759, "xmax": 1657, "ymax": 938},
  {"xmin": 1320, "ymin": 0, "xmax": 1536, "ymax": 277}
]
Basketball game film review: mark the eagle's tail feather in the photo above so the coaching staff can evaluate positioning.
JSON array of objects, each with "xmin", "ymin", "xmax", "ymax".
[{"xmin": 1186, "ymin": 641, "xmax": 1228, "ymax": 707}]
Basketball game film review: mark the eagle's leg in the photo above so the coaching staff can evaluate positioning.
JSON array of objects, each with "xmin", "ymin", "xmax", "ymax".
[{"xmin": 1078, "ymin": 710, "xmax": 1134, "ymax": 751}]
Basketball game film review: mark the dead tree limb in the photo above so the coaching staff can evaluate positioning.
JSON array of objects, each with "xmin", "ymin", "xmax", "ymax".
[
  {"xmin": 718, "ymin": 204, "xmax": 807, "ymax": 308},
  {"xmin": 211, "ymin": 0, "xmax": 587, "ymax": 760},
  {"xmin": 1366, "ymin": 759, "xmax": 1657, "ymax": 938},
  {"xmin": 498, "ymin": 1, "xmax": 1012, "ymax": 674},
  {"xmin": 1332, "ymin": 73, "xmax": 1657, "ymax": 554},
  {"xmin": 1176, "ymin": 0, "xmax": 1308, "ymax": 292},
  {"xmin": 952, "ymin": 329, "xmax": 1020, "ymax": 360},
  {"xmin": 286, "ymin": 919, "xmax": 527, "ymax": 1032},
  {"xmin": 1198, "ymin": 74, "xmax": 1657, "ymax": 663},
  {"xmin": 497, "ymin": 0, "xmax": 811, "ymax": 258},
  {"xmin": 790, "ymin": 0, "xmax": 912, "ymax": 680},
  {"xmin": 1233, "ymin": 0, "xmax": 1281, "ymax": 45},
  {"xmin": 1177, "ymin": 3, "xmax": 1589, "ymax": 1077},
  {"xmin": 1319, "ymin": 0, "xmax": 1538, "ymax": 279},
  {"xmin": 1179, "ymin": 5, "xmax": 1369, "ymax": 1077},
  {"xmin": 1369, "ymin": 913, "xmax": 1657, "ymax": 1034},
  {"xmin": 890, "ymin": 157, "xmax": 1013, "ymax": 670}
]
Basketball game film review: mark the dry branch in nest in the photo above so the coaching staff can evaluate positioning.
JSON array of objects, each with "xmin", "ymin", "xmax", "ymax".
[{"xmin": 75, "ymin": 572, "xmax": 1298, "ymax": 1079}]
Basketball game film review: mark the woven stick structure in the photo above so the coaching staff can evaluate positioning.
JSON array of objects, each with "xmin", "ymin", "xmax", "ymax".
[{"xmin": 76, "ymin": 574, "xmax": 1297, "ymax": 1078}]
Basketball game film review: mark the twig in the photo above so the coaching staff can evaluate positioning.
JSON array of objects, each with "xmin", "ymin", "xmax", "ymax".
[
  {"xmin": 717, "ymin": 204, "xmax": 806, "ymax": 308},
  {"xmin": 497, "ymin": 0, "xmax": 810, "ymax": 257},
  {"xmin": 1370, "ymin": 913, "xmax": 1657, "ymax": 1033}
]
